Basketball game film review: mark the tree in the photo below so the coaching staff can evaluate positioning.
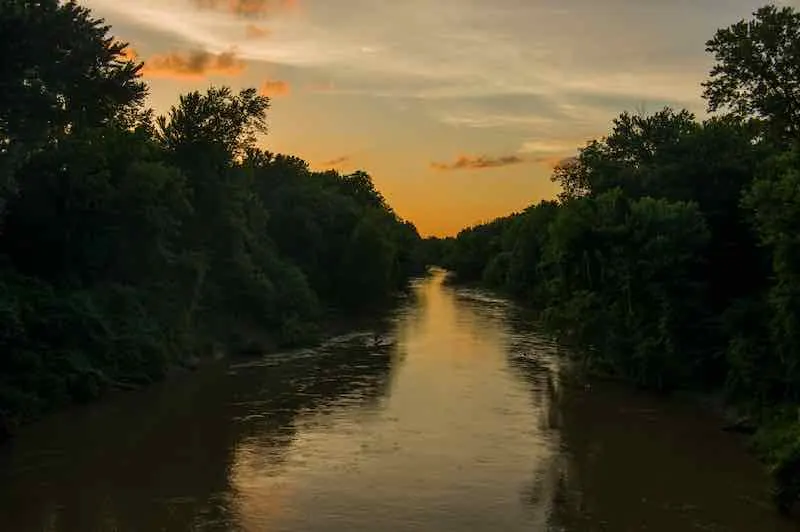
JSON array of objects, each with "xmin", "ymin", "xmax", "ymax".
[
  {"xmin": 444, "ymin": 216, "xmax": 515, "ymax": 282},
  {"xmin": 155, "ymin": 87, "xmax": 269, "ymax": 163},
  {"xmin": 154, "ymin": 87, "xmax": 274, "ymax": 335},
  {"xmin": 506, "ymin": 201, "xmax": 559, "ymax": 298},
  {"xmin": 742, "ymin": 147, "xmax": 800, "ymax": 402},
  {"xmin": 336, "ymin": 211, "xmax": 397, "ymax": 309},
  {"xmin": 551, "ymin": 108, "xmax": 698, "ymax": 200},
  {"xmin": 0, "ymin": 0, "xmax": 145, "ymax": 213},
  {"xmin": 334, "ymin": 170, "xmax": 389, "ymax": 211},
  {"xmin": 703, "ymin": 4, "xmax": 800, "ymax": 141},
  {"xmin": 1, "ymin": 127, "xmax": 189, "ymax": 287},
  {"xmin": 0, "ymin": 0, "xmax": 425, "ymax": 440}
]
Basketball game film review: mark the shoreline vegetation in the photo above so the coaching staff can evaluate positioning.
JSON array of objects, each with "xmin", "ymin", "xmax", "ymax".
[
  {"xmin": 0, "ymin": 2, "xmax": 430, "ymax": 442},
  {"xmin": 425, "ymin": 4, "xmax": 800, "ymax": 515},
  {"xmin": 4, "ymin": 0, "xmax": 800, "ymax": 520}
]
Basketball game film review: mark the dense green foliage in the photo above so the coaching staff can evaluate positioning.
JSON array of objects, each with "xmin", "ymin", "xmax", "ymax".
[
  {"xmin": 0, "ymin": 1, "xmax": 424, "ymax": 439},
  {"xmin": 439, "ymin": 4, "xmax": 800, "ymax": 513}
]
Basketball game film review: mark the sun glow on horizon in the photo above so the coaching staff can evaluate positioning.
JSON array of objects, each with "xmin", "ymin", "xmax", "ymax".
[{"xmin": 83, "ymin": 0, "xmax": 797, "ymax": 236}]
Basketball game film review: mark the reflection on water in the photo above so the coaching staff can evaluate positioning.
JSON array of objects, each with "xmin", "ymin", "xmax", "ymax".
[{"xmin": 0, "ymin": 269, "xmax": 794, "ymax": 531}]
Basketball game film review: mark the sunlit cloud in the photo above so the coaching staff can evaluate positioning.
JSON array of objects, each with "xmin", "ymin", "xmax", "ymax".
[
  {"xmin": 87, "ymin": 0, "xmax": 705, "ymax": 113},
  {"xmin": 260, "ymin": 79, "xmax": 291, "ymax": 96},
  {"xmin": 143, "ymin": 49, "xmax": 246, "ymax": 79},
  {"xmin": 430, "ymin": 151, "xmax": 569, "ymax": 171},
  {"xmin": 86, "ymin": 0, "xmax": 726, "ymax": 106},
  {"xmin": 431, "ymin": 154, "xmax": 526, "ymax": 171},
  {"xmin": 81, "ymin": 0, "xmax": 789, "ymax": 236}
]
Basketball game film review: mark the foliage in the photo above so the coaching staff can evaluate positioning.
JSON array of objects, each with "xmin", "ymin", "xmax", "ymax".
[
  {"xmin": 0, "ymin": 2, "xmax": 425, "ymax": 440},
  {"xmin": 742, "ymin": 148, "xmax": 800, "ymax": 403},
  {"xmin": 9, "ymin": 0, "xmax": 800, "ymax": 517},
  {"xmin": 0, "ymin": 0, "xmax": 146, "ymax": 215},
  {"xmin": 753, "ymin": 417, "xmax": 800, "ymax": 514},
  {"xmin": 703, "ymin": 5, "xmax": 800, "ymax": 141},
  {"xmin": 440, "ymin": 3, "xmax": 800, "ymax": 512}
]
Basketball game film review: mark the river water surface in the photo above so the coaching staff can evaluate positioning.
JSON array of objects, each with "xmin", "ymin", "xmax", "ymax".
[{"xmin": 0, "ymin": 270, "xmax": 794, "ymax": 531}]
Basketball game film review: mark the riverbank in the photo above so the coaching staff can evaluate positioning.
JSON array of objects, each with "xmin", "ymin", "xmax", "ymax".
[
  {"xmin": 0, "ymin": 280, "xmax": 414, "ymax": 446},
  {"xmin": 441, "ymin": 269, "xmax": 800, "ymax": 515},
  {"xmin": 1, "ymin": 270, "xmax": 793, "ymax": 531}
]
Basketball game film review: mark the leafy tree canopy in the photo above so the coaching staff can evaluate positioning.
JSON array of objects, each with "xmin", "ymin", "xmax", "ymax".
[{"xmin": 703, "ymin": 5, "xmax": 800, "ymax": 141}]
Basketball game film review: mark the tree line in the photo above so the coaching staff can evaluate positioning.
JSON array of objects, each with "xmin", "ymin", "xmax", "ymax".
[
  {"xmin": 432, "ymin": 4, "xmax": 800, "ymax": 513},
  {"xmin": 0, "ymin": 2, "xmax": 426, "ymax": 440}
]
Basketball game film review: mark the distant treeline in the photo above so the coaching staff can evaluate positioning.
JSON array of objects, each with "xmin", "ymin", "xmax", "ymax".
[
  {"xmin": 0, "ymin": 2, "xmax": 426, "ymax": 439},
  {"xmin": 427, "ymin": 4, "xmax": 800, "ymax": 513}
]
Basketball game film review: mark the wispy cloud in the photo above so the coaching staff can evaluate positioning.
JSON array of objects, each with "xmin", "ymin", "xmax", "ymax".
[
  {"xmin": 143, "ymin": 49, "xmax": 246, "ymax": 79},
  {"xmin": 259, "ymin": 79, "xmax": 291, "ymax": 96},
  {"xmin": 430, "ymin": 151, "xmax": 571, "ymax": 171},
  {"xmin": 82, "ymin": 0, "xmax": 797, "ymax": 237},
  {"xmin": 431, "ymin": 154, "xmax": 526, "ymax": 171},
  {"xmin": 85, "ymin": 0, "xmax": 723, "ymax": 107}
]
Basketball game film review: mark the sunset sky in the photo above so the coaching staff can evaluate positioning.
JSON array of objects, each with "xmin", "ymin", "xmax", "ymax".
[{"xmin": 83, "ymin": 0, "xmax": 798, "ymax": 236}]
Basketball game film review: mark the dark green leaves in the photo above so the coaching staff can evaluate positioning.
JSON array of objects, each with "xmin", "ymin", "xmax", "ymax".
[
  {"xmin": 156, "ymin": 87, "xmax": 269, "ymax": 162},
  {"xmin": 0, "ymin": 1, "xmax": 424, "ymax": 439},
  {"xmin": 703, "ymin": 5, "xmax": 800, "ymax": 141}
]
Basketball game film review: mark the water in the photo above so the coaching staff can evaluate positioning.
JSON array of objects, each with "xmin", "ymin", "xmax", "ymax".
[{"xmin": 0, "ymin": 269, "xmax": 794, "ymax": 531}]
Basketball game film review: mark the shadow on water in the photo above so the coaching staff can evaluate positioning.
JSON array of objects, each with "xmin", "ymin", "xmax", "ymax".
[{"xmin": 0, "ymin": 320, "xmax": 402, "ymax": 531}]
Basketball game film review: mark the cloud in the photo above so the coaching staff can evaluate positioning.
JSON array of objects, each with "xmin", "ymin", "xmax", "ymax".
[
  {"xmin": 84, "ymin": 0, "xmax": 717, "ymax": 112},
  {"xmin": 143, "ymin": 50, "xmax": 245, "ymax": 79},
  {"xmin": 245, "ymin": 24, "xmax": 270, "ymax": 39},
  {"xmin": 430, "ymin": 151, "xmax": 570, "ymax": 171},
  {"xmin": 192, "ymin": 0, "xmax": 298, "ymax": 16},
  {"xmin": 430, "ymin": 154, "xmax": 526, "ymax": 171},
  {"xmin": 321, "ymin": 156, "xmax": 350, "ymax": 167},
  {"xmin": 259, "ymin": 79, "xmax": 291, "ymax": 96}
]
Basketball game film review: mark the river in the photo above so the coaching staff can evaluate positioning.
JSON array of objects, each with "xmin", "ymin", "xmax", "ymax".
[{"xmin": 0, "ymin": 269, "xmax": 794, "ymax": 531}]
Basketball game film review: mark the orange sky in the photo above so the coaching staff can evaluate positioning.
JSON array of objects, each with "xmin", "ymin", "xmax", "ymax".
[{"xmin": 83, "ymin": 0, "xmax": 789, "ymax": 236}]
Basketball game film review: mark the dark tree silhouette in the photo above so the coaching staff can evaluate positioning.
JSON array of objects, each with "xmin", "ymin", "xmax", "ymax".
[
  {"xmin": 703, "ymin": 5, "xmax": 800, "ymax": 141},
  {"xmin": 441, "ymin": 4, "xmax": 800, "ymax": 513},
  {"xmin": 0, "ymin": 2, "xmax": 425, "ymax": 441}
]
